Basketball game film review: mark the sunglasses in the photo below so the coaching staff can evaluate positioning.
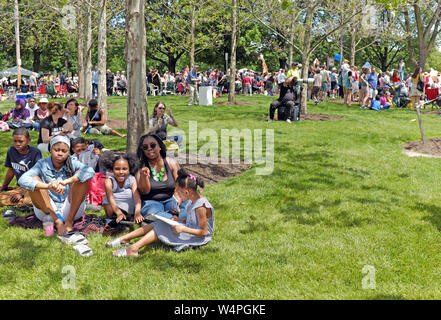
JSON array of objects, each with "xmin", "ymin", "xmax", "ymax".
[{"xmin": 142, "ymin": 142, "xmax": 157, "ymax": 150}]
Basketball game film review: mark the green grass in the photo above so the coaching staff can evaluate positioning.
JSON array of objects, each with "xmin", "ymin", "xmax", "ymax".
[{"xmin": 1, "ymin": 94, "xmax": 441, "ymax": 299}]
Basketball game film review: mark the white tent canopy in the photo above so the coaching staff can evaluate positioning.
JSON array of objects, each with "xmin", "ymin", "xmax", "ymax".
[{"xmin": 0, "ymin": 66, "xmax": 39, "ymax": 78}]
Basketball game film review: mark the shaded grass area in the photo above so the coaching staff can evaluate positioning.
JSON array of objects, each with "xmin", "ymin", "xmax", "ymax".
[{"xmin": 1, "ymin": 94, "xmax": 441, "ymax": 299}]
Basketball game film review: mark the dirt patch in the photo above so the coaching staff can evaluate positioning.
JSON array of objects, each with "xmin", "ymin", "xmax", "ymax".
[
  {"xmin": 214, "ymin": 101, "xmax": 256, "ymax": 106},
  {"xmin": 106, "ymin": 118, "xmax": 127, "ymax": 129},
  {"xmin": 301, "ymin": 113, "xmax": 344, "ymax": 121},
  {"xmin": 179, "ymin": 154, "xmax": 250, "ymax": 185},
  {"xmin": 269, "ymin": 113, "xmax": 344, "ymax": 121},
  {"xmin": 423, "ymin": 110, "xmax": 441, "ymax": 114},
  {"xmin": 111, "ymin": 151, "xmax": 250, "ymax": 185},
  {"xmin": 108, "ymin": 104, "xmax": 123, "ymax": 108},
  {"xmin": 402, "ymin": 137, "xmax": 441, "ymax": 158}
]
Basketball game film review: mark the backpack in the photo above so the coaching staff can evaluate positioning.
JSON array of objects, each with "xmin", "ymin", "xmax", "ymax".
[
  {"xmin": 86, "ymin": 172, "xmax": 106, "ymax": 206},
  {"xmin": 0, "ymin": 121, "xmax": 9, "ymax": 132}
]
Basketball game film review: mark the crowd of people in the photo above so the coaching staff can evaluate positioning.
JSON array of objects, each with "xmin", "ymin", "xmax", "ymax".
[{"xmin": 0, "ymin": 84, "xmax": 214, "ymax": 256}]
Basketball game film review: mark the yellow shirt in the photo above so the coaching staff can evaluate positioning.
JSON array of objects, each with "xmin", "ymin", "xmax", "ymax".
[{"xmin": 287, "ymin": 69, "xmax": 299, "ymax": 79}]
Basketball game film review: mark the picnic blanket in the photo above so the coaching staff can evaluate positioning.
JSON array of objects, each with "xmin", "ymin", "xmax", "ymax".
[{"xmin": 7, "ymin": 212, "xmax": 131, "ymax": 236}]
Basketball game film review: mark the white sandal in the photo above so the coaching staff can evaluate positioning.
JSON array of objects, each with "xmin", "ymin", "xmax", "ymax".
[
  {"xmin": 73, "ymin": 244, "xmax": 93, "ymax": 257},
  {"xmin": 105, "ymin": 238, "xmax": 127, "ymax": 248},
  {"xmin": 58, "ymin": 233, "xmax": 88, "ymax": 246}
]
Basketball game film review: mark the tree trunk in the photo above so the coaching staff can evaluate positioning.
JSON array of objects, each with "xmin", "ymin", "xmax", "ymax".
[
  {"xmin": 189, "ymin": 4, "xmax": 195, "ymax": 69},
  {"xmin": 33, "ymin": 48, "xmax": 41, "ymax": 72},
  {"xmin": 83, "ymin": 5, "xmax": 93, "ymax": 104},
  {"xmin": 403, "ymin": 7, "xmax": 417, "ymax": 71},
  {"xmin": 126, "ymin": 0, "xmax": 148, "ymax": 153},
  {"xmin": 14, "ymin": 0, "xmax": 21, "ymax": 88},
  {"xmin": 300, "ymin": 3, "xmax": 314, "ymax": 115},
  {"xmin": 350, "ymin": 15, "xmax": 356, "ymax": 68},
  {"xmin": 288, "ymin": 10, "xmax": 296, "ymax": 66},
  {"xmin": 77, "ymin": 1, "xmax": 85, "ymax": 100},
  {"xmin": 228, "ymin": 0, "xmax": 237, "ymax": 103},
  {"xmin": 97, "ymin": 0, "xmax": 107, "ymax": 116}
]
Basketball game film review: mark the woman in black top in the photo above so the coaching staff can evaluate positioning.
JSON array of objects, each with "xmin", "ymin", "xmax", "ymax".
[
  {"xmin": 268, "ymin": 76, "xmax": 296, "ymax": 122},
  {"xmin": 37, "ymin": 102, "xmax": 72, "ymax": 153},
  {"xmin": 135, "ymin": 133, "xmax": 188, "ymax": 221}
]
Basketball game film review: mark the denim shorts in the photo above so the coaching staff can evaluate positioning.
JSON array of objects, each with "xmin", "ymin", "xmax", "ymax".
[{"xmin": 141, "ymin": 196, "xmax": 189, "ymax": 220}]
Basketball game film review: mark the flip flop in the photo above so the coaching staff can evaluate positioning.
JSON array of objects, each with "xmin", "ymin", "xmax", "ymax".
[
  {"xmin": 73, "ymin": 244, "xmax": 93, "ymax": 257},
  {"xmin": 105, "ymin": 238, "xmax": 127, "ymax": 248},
  {"xmin": 58, "ymin": 233, "xmax": 88, "ymax": 245},
  {"xmin": 113, "ymin": 248, "xmax": 129, "ymax": 257}
]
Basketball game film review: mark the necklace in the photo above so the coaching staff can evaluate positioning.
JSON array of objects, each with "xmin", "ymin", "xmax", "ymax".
[{"xmin": 150, "ymin": 166, "xmax": 165, "ymax": 182}]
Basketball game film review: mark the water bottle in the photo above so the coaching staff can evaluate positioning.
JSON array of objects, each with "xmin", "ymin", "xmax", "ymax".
[{"xmin": 56, "ymin": 208, "xmax": 64, "ymax": 223}]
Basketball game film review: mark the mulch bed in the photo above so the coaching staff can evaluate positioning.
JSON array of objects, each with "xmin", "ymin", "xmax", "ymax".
[
  {"xmin": 214, "ymin": 101, "xmax": 257, "ymax": 106},
  {"xmin": 402, "ymin": 137, "xmax": 441, "ymax": 158},
  {"xmin": 269, "ymin": 113, "xmax": 344, "ymax": 121}
]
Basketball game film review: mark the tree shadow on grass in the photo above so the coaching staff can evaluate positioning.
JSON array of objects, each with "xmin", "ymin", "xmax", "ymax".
[
  {"xmin": 413, "ymin": 202, "xmax": 441, "ymax": 232},
  {"xmin": 280, "ymin": 198, "xmax": 374, "ymax": 228},
  {"xmin": 0, "ymin": 239, "xmax": 43, "ymax": 269}
]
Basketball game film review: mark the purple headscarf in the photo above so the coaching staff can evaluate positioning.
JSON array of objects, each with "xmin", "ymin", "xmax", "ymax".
[{"xmin": 15, "ymin": 98, "xmax": 26, "ymax": 109}]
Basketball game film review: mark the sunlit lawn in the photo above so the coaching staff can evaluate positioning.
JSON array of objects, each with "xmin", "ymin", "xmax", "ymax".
[{"xmin": 1, "ymin": 93, "xmax": 441, "ymax": 299}]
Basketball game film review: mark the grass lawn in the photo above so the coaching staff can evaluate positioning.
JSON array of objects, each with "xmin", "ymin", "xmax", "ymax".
[{"xmin": 1, "ymin": 93, "xmax": 441, "ymax": 299}]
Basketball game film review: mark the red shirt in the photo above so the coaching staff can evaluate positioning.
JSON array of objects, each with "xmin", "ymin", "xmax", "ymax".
[{"xmin": 244, "ymin": 76, "xmax": 252, "ymax": 85}]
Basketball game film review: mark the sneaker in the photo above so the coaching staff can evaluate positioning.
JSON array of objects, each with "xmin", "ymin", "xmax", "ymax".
[
  {"xmin": 314, "ymin": 100, "xmax": 318, "ymax": 105},
  {"xmin": 3, "ymin": 209, "xmax": 16, "ymax": 220},
  {"xmin": 286, "ymin": 119, "xmax": 291, "ymax": 123},
  {"xmin": 267, "ymin": 119, "xmax": 273, "ymax": 123}
]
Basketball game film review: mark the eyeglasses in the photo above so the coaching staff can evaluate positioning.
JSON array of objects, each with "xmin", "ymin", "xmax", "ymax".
[{"xmin": 142, "ymin": 142, "xmax": 157, "ymax": 150}]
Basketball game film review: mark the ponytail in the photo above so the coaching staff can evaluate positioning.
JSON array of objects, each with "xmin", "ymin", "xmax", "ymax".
[{"xmin": 176, "ymin": 168, "xmax": 204, "ymax": 192}]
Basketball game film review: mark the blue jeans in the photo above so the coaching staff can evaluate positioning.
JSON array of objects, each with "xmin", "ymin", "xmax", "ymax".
[
  {"xmin": 33, "ymin": 121, "xmax": 40, "ymax": 131},
  {"xmin": 141, "ymin": 196, "xmax": 189, "ymax": 220},
  {"xmin": 92, "ymin": 83, "xmax": 98, "ymax": 99}
]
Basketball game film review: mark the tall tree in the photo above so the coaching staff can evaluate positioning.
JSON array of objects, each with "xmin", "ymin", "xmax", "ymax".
[
  {"xmin": 97, "ymin": 0, "xmax": 107, "ymax": 115},
  {"xmin": 125, "ymin": 0, "xmax": 148, "ymax": 153},
  {"xmin": 400, "ymin": 0, "xmax": 441, "ymax": 70},
  {"xmin": 228, "ymin": 0, "xmax": 237, "ymax": 103}
]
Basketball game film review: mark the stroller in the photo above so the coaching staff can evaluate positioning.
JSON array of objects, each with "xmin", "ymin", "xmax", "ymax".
[
  {"xmin": 388, "ymin": 82, "xmax": 410, "ymax": 108},
  {"xmin": 422, "ymin": 88, "xmax": 441, "ymax": 109}
]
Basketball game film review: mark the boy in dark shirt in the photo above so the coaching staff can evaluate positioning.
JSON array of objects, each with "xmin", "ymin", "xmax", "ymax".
[{"xmin": 0, "ymin": 128, "xmax": 42, "ymax": 206}]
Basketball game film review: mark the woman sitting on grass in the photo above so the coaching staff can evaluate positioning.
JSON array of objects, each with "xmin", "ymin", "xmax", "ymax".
[
  {"xmin": 134, "ymin": 133, "xmax": 188, "ymax": 222},
  {"xmin": 37, "ymin": 102, "xmax": 73, "ymax": 153},
  {"xmin": 18, "ymin": 136, "xmax": 95, "ymax": 235},
  {"xmin": 82, "ymin": 99, "xmax": 126, "ymax": 138},
  {"xmin": 148, "ymin": 101, "xmax": 181, "ymax": 145},
  {"xmin": 100, "ymin": 151, "xmax": 143, "ymax": 224},
  {"xmin": 110, "ymin": 169, "xmax": 214, "ymax": 256},
  {"xmin": 64, "ymin": 98, "xmax": 84, "ymax": 139}
]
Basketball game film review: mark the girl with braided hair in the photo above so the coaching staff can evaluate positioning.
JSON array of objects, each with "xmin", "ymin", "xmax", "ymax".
[{"xmin": 109, "ymin": 169, "xmax": 214, "ymax": 256}]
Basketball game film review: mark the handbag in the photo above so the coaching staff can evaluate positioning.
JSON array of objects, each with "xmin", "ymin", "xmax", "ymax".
[{"xmin": 417, "ymin": 79, "xmax": 424, "ymax": 92}]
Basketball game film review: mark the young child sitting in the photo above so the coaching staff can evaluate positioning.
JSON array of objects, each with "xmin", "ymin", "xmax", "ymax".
[
  {"xmin": 371, "ymin": 95, "xmax": 381, "ymax": 111},
  {"xmin": 109, "ymin": 169, "xmax": 215, "ymax": 256},
  {"xmin": 71, "ymin": 137, "xmax": 88, "ymax": 161},
  {"xmin": 379, "ymin": 93, "xmax": 391, "ymax": 109},
  {"xmin": 0, "ymin": 128, "xmax": 42, "ymax": 206},
  {"xmin": 8, "ymin": 99, "xmax": 32, "ymax": 130},
  {"xmin": 100, "ymin": 151, "xmax": 143, "ymax": 224}
]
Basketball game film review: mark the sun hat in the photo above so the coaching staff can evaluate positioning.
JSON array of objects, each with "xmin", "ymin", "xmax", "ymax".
[{"xmin": 39, "ymin": 97, "xmax": 49, "ymax": 103}]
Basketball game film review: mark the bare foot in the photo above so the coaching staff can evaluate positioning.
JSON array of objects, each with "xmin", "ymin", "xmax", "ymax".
[{"xmin": 112, "ymin": 246, "xmax": 139, "ymax": 257}]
